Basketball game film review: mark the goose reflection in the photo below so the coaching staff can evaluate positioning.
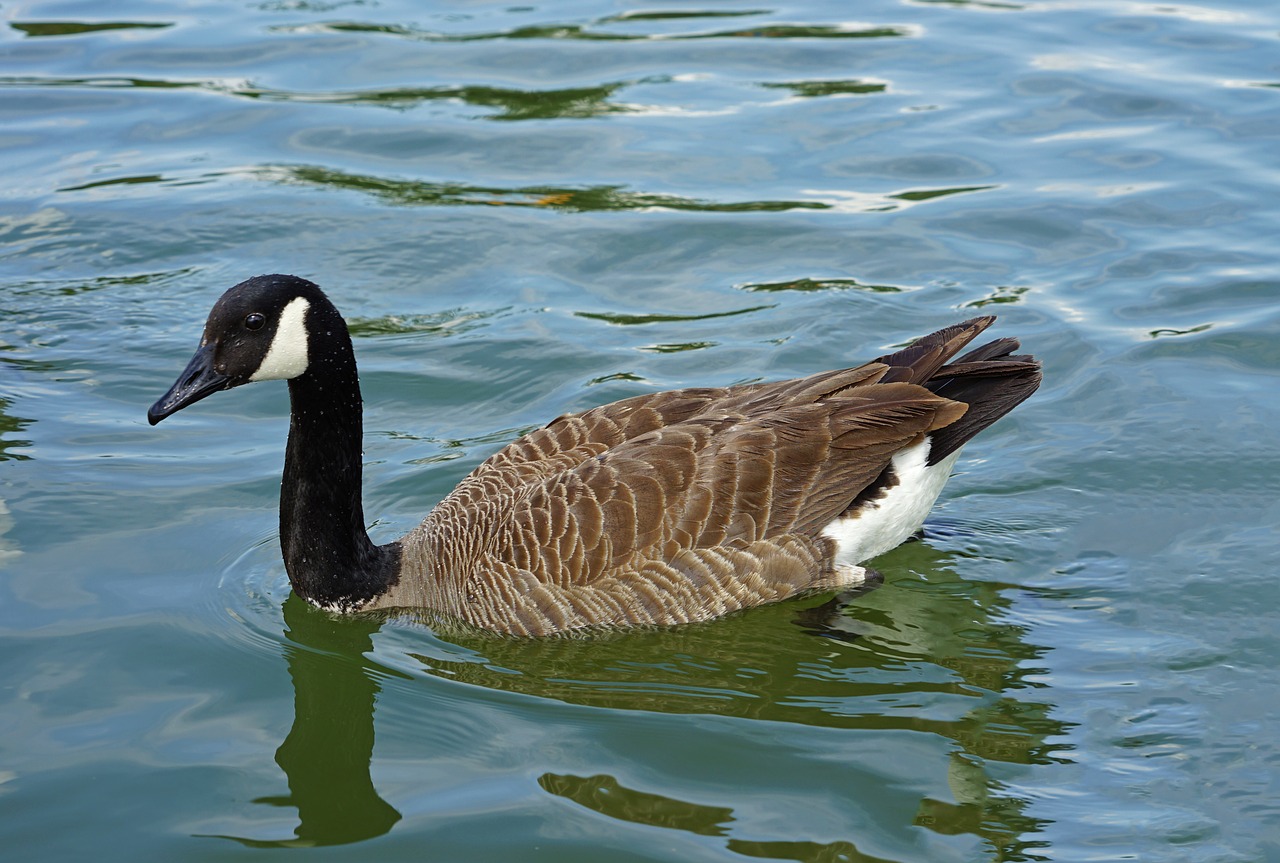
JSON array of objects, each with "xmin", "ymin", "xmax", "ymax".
[
  {"xmin": 216, "ymin": 595, "xmax": 403, "ymax": 847},
  {"xmin": 222, "ymin": 536, "xmax": 1063, "ymax": 856},
  {"xmin": 422, "ymin": 536, "xmax": 1066, "ymax": 860},
  {"xmin": 540, "ymin": 772, "xmax": 902, "ymax": 863}
]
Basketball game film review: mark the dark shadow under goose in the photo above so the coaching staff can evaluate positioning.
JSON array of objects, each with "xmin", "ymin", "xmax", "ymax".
[{"xmin": 149, "ymin": 275, "xmax": 1041, "ymax": 636}]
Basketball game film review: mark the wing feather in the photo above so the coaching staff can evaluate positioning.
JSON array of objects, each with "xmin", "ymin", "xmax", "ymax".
[{"xmin": 396, "ymin": 315, "xmax": 1038, "ymax": 634}]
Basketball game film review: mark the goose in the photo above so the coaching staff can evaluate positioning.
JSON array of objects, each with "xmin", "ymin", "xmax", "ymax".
[{"xmin": 149, "ymin": 274, "xmax": 1041, "ymax": 635}]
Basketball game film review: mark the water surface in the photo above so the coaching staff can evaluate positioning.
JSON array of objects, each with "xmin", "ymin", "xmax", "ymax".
[{"xmin": 3, "ymin": 1, "xmax": 1280, "ymax": 860}]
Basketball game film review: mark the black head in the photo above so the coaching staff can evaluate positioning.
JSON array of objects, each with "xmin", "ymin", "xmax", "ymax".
[{"xmin": 148, "ymin": 274, "xmax": 336, "ymax": 425}]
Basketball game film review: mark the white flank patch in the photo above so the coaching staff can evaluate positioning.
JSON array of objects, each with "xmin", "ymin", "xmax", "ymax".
[
  {"xmin": 821, "ymin": 438, "xmax": 963, "ymax": 566},
  {"xmin": 249, "ymin": 296, "xmax": 310, "ymax": 382}
]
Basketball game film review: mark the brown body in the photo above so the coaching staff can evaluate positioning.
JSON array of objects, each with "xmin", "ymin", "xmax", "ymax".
[{"xmin": 374, "ymin": 319, "xmax": 1039, "ymax": 634}]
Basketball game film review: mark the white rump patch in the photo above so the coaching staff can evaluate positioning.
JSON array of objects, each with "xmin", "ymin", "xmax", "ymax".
[
  {"xmin": 821, "ymin": 439, "xmax": 962, "ymax": 566},
  {"xmin": 250, "ymin": 296, "xmax": 310, "ymax": 382}
]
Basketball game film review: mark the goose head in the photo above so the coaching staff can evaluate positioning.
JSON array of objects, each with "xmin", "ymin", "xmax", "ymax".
[{"xmin": 148, "ymin": 274, "xmax": 333, "ymax": 424}]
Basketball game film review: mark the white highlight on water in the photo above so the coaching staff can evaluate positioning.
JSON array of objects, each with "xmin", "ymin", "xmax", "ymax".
[{"xmin": 250, "ymin": 296, "xmax": 310, "ymax": 382}]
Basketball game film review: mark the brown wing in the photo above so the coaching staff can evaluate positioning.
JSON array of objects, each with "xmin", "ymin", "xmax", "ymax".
[
  {"xmin": 450, "ymin": 376, "xmax": 964, "ymax": 632},
  {"xmin": 405, "ymin": 316, "xmax": 1029, "ymax": 634},
  {"xmin": 439, "ymin": 387, "xmax": 732, "ymax": 513}
]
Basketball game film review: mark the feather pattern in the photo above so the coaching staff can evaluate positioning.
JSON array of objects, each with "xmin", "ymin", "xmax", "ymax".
[
  {"xmin": 375, "ymin": 315, "xmax": 1040, "ymax": 634},
  {"xmin": 149, "ymin": 274, "xmax": 1040, "ymax": 637}
]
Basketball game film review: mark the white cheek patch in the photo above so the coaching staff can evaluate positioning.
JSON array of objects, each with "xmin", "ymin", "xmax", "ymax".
[{"xmin": 250, "ymin": 296, "xmax": 311, "ymax": 382}]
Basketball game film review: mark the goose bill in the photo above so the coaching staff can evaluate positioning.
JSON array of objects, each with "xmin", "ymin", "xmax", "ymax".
[{"xmin": 147, "ymin": 344, "xmax": 231, "ymax": 425}]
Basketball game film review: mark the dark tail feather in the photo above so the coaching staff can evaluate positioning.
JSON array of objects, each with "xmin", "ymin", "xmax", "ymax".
[
  {"xmin": 872, "ymin": 316, "xmax": 996, "ymax": 384},
  {"xmin": 922, "ymin": 337, "xmax": 1041, "ymax": 465},
  {"xmin": 951, "ymin": 336, "xmax": 1021, "ymax": 364},
  {"xmin": 865, "ymin": 316, "xmax": 1040, "ymax": 465}
]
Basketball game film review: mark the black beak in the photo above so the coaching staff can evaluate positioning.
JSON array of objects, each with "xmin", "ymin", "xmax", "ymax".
[{"xmin": 148, "ymin": 343, "xmax": 231, "ymax": 425}]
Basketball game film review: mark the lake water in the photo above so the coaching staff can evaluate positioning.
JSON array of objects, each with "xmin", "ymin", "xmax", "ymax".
[{"xmin": 3, "ymin": 1, "xmax": 1280, "ymax": 860}]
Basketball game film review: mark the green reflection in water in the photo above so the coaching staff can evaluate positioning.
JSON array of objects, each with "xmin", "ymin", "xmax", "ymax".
[
  {"xmin": 740, "ymin": 277, "xmax": 905, "ymax": 294},
  {"xmin": 1148, "ymin": 324, "xmax": 1212, "ymax": 339},
  {"xmin": 347, "ymin": 307, "xmax": 505, "ymax": 339},
  {"xmin": 642, "ymin": 341, "xmax": 719, "ymax": 353},
  {"xmin": 542, "ymin": 772, "xmax": 903, "ymax": 863},
  {"xmin": 8, "ymin": 269, "xmax": 197, "ymax": 297},
  {"xmin": 893, "ymin": 185, "xmax": 996, "ymax": 202},
  {"xmin": 60, "ymin": 174, "xmax": 164, "ymax": 193},
  {"xmin": 539, "ymin": 772, "xmax": 735, "ymax": 836},
  {"xmin": 0, "ymin": 75, "xmax": 643, "ymax": 120},
  {"xmin": 0, "ymin": 311, "xmax": 20, "ymax": 558},
  {"xmin": 763, "ymin": 79, "xmax": 888, "ymax": 98},
  {"xmin": 314, "ymin": 21, "xmax": 912, "ymax": 43},
  {"xmin": 410, "ymin": 540, "xmax": 1068, "ymax": 860},
  {"xmin": 588, "ymin": 372, "xmax": 648, "ymax": 388},
  {"xmin": 0, "ymin": 397, "xmax": 33, "ymax": 462},
  {"xmin": 278, "ymin": 166, "xmax": 830, "ymax": 213},
  {"xmin": 251, "ymin": 81, "xmax": 643, "ymax": 120},
  {"xmin": 965, "ymin": 285, "xmax": 1031, "ymax": 308},
  {"xmin": 600, "ymin": 10, "xmax": 772, "ymax": 24},
  {"xmin": 576, "ymin": 305, "xmax": 773, "ymax": 326},
  {"xmin": 910, "ymin": 0, "xmax": 1025, "ymax": 9},
  {"xmin": 10, "ymin": 21, "xmax": 172, "ymax": 37},
  {"xmin": 206, "ymin": 540, "xmax": 1064, "ymax": 857},
  {"xmin": 207, "ymin": 596, "xmax": 405, "ymax": 847},
  {"xmin": 423, "ymin": 547, "xmax": 1070, "ymax": 759},
  {"xmin": 0, "ymin": 75, "xmax": 197, "ymax": 91}
]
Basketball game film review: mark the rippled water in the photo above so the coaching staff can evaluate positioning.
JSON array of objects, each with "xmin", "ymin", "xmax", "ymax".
[{"xmin": 3, "ymin": 1, "xmax": 1280, "ymax": 860}]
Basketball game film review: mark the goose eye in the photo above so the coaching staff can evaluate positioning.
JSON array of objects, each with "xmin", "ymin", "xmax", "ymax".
[{"xmin": 244, "ymin": 313, "xmax": 266, "ymax": 331}]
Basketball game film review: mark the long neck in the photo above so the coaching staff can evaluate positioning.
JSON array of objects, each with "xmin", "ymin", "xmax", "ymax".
[{"xmin": 279, "ymin": 328, "xmax": 399, "ymax": 609}]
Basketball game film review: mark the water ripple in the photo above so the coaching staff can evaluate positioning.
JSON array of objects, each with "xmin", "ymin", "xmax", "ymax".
[
  {"xmin": 297, "ymin": 19, "xmax": 918, "ymax": 43},
  {"xmin": 10, "ymin": 21, "xmax": 173, "ymax": 37},
  {"xmin": 269, "ymin": 165, "xmax": 833, "ymax": 213}
]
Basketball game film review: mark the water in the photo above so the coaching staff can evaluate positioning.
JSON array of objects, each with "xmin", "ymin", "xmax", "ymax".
[{"xmin": 3, "ymin": 0, "xmax": 1279, "ymax": 859}]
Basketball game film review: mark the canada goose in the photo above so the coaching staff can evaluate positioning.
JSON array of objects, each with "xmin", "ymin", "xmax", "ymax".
[{"xmin": 149, "ymin": 274, "xmax": 1041, "ymax": 635}]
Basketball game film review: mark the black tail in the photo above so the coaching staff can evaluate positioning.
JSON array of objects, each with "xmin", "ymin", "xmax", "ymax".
[{"xmin": 876, "ymin": 317, "xmax": 1042, "ymax": 465}]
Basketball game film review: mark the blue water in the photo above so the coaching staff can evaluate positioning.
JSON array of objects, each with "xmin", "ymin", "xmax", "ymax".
[{"xmin": 3, "ymin": 1, "xmax": 1280, "ymax": 860}]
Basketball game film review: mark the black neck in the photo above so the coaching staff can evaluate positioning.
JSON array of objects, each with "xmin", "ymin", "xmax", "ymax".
[{"xmin": 279, "ymin": 321, "xmax": 399, "ymax": 609}]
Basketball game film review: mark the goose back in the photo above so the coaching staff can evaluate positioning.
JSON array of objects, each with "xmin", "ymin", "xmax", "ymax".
[{"xmin": 374, "ymin": 316, "xmax": 1040, "ymax": 635}]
